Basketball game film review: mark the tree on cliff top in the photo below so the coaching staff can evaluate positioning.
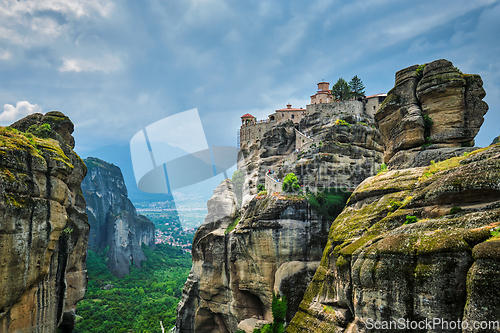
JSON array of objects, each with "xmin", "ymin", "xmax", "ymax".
[
  {"xmin": 331, "ymin": 78, "xmax": 352, "ymax": 101},
  {"xmin": 349, "ymin": 75, "xmax": 365, "ymax": 99},
  {"xmin": 231, "ymin": 170, "xmax": 244, "ymax": 206}
]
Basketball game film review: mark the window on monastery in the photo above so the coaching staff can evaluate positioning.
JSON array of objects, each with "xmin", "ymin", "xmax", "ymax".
[{"xmin": 291, "ymin": 115, "xmax": 295, "ymax": 119}]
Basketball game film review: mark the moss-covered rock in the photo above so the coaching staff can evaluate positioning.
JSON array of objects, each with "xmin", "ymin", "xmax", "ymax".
[
  {"xmin": 375, "ymin": 59, "xmax": 488, "ymax": 167},
  {"xmin": 286, "ymin": 144, "xmax": 500, "ymax": 332},
  {"xmin": 0, "ymin": 112, "xmax": 88, "ymax": 333}
]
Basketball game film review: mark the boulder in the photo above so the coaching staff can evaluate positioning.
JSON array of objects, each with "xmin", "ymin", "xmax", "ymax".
[{"xmin": 376, "ymin": 59, "xmax": 488, "ymax": 166}]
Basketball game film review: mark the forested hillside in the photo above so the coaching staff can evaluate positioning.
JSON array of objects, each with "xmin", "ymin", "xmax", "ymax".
[{"xmin": 75, "ymin": 244, "xmax": 191, "ymax": 333}]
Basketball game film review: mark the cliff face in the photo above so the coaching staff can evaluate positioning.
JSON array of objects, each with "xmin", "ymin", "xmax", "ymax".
[
  {"xmin": 238, "ymin": 105, "xmax": 383, "ymax": 206},
  {"xmin": 82, "ymin": 157, "xmax": 155, "ymax": 278},
  {"xmin": 176, "ymin": 180, "xmax": 330, "ymax": 333},
  {"xmin": 0, "ymin": 112, "xmax": 88, "ymax": 333},
  {"xmin": 286, "ymin": 61, "xmax": 499, "ymax": 332},
  {"xmin": 286, "ymin": 145, "xmax": 500, "ymax": 332},
  {"xmin": 375, "ymin": 59, "xmax": 488, "ymax": 167}
]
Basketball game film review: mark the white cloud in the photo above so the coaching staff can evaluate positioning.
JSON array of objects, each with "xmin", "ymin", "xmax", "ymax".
[
  {"xmin": 0, "ymin": 101, "xmax": 41, "ymax": 124},
  {"xmin": 0, "ymin": 0, "xmax": 115, "ymax": 45},
  {"xmin": 0, "ymin": 49, "xmax": 12, "ymax": 60},
  {"xmin": 0, "ymin": 0, "xmax": 115, "ymax": 19},
  {"xmin": 59, "ymin": 54, "xmax": 122, "ymax": 73}
]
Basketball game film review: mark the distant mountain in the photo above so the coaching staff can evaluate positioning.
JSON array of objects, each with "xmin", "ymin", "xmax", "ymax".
[
  {"xmin": 84, "ymin": 144, "xmax": 174, "ymax": 205},
  {"xmin": 84, "ymin": 144, "xmax": 231, "ymax": 206}
]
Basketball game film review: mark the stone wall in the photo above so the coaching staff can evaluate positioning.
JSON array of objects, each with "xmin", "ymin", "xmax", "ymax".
[
  {"xmin": 306, "ymin": 100, "xmax": 365, "ymax": 118},
  {"xmin": 294, "ymin": 128, "xmax": 313, "ymax": 150},
  {"xmin": 240, "ymin": 121, "xmax": 275, "ymax": 148},
  {"xmin": 264, "ymin": 172, "xmax": 281, "ymax": 194}
]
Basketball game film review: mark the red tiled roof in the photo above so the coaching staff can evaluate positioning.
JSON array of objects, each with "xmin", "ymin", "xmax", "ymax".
[
  {"xmin": 241, "ymin": 113, "xmax": 255, "ymax": 118},
  {"xmin": 276, "ymin": 108, "xmax": 305, "ymax": 111}
]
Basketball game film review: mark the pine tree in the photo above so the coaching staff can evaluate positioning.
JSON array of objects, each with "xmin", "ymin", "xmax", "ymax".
[
  {"xmin": 331, "ymin": 78, "xmax": 352, "ymax": 101},
  {"xmin": 348, "ymin": 75, "xmax": 365, "ymax": 100}
]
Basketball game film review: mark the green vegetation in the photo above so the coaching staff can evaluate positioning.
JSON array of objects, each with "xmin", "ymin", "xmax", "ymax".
[
  {"xmin": 388, "ymin": 196, "xmax": 412, "ymax": 214},
  {"xmin": 349, "ymin": 75, "xmax": 365, "ymax": 100},
  {"xmin": 404, "ymin": 215, "xmax": 418, "ymax": 225},
  {"xmin": 282, "ymin": 173, "xmax": 300, "ymax": 193},
  {"xmin": 331, "ymin": 78, "xmax": 352, "ymax": 101},
  {"xmin": 27, "ymin": 123, "xmax": 52, "ymax": 139},
  {"xmin": 461, "ymin": 141, "xmax": 473, "ymax": 147},
  {"xmin": 377, "ymin": 163, "xmax": 388, "ymax": 174},
  {"xmin": 258, "ymin": 183, "xmax": 265, "ymax": 192},
  {"xmin": 75, "ymin": 244, "xmax": 191, "ymax": 333},
  {"xmin": 388, "ymin": 199, "xmax": 403, "ymax": 213},
  {"xmin": 232, "ymin": 170, "xmax": 245, "ymax": 206},
  {"xmin": 253, "ymin": 294, "xmax": 287, "ymax": 333},
  {"xmin": 415, "ymin": 64, "xmax": 426, "ymax": 77},
  {"xmin": 449, "ymin": 206, "xmax": 463, "ymax": 215},
  {"xmin": 225, "ymin": 217, "xmax": 241, "ymax": 234},
  {"xmin": 258, "ymin": 190, "xmax": 268, "ymax": 197},
  {"xmin": 423, "ymin": 114, "xmax": 433, "ymax": 129},
  {"xmin": 334, "ymin": 119, "xmax": 350, "ymax": 126},
  {"xmin": 307, "ymin": 188, "xmax": 351, "ymax": 220},
  {"xmin": 420, "ymin": 145, "xmax": 491, "ymax": 182},
  {"xmin": 491, "ymin": 229, "xmax": 500, "ymax": 238}
]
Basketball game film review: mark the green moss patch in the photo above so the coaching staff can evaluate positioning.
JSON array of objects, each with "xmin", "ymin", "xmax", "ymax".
[{"xmin": 225, "ymin": 217, "xmax": 240, "ymax": 234}]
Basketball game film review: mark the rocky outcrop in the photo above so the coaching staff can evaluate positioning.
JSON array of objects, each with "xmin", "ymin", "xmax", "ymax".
[
  {"xmin": 0, "ymin": 112, "xmax": 88, "ymax": 332},
  {"xmin": 238, "ymin": 107, "xmax": 383, "ymax": 206},
  {"xmin": 287, "ymin": 144, "xmax": 500, "ymax": 332},
  {"xmin": 82, "ymin": 157, "xmax": 155, "ymax": 278},
  {"xmin": 176, "ymin": 180, "xmax": 330, "ymax": 333},
  {"xmin": 376, "ymin": 59, "xmax": 488, "ymax": 166}
]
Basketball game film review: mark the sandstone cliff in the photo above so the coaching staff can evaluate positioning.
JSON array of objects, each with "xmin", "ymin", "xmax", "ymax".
[
  {"xmin": 176, "ymin": 180, "xmax": 331, "ymax": 333},
  {"xmin": 286, "ymin": 61, "xmax": 499, "ymax": 332},
  {"xmin": 286, "ymin": 144, "xmax": 500, "ymax": 332},
  {"xmin": 375, "ymin": 59, "xmax": 488, "ymax": 168},
  {"xmin": 238, "ymin": 104, "xmax": 383, "ymax": 206},
  {"xmin": 82, "ymin": 157, "xmax": 155, "ymax": 278},
  {"xmin": 0, "ymin": 112, "xmax": 88, "ymax": 333}
]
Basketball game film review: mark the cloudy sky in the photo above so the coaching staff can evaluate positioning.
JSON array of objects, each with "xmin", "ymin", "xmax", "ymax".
[{"xmin": 0, "ymin": 0, "xmax": 499, "ymax": 156}]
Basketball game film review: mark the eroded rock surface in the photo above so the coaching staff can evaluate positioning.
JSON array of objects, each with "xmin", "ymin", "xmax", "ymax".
[
  {"xmin": 0, "ymin": 113, "xmax": 88, "ymax": 332},
  {"xmin": 238, "ymin": 110, "xmax": 383, "ymax": 206},
  {"xmin": 376, "ymin": 59, "xmax": 488, "ymax": 166},
  {"xmin": 82, "ymin": 157, "xmax": 155, "ymax": 278},
  {"xmin": 176, "ymin": 180, "xmax": 330, "ymax": 333},
  {"xmin": 286, "ymin": 144, "xmax": 500, "ymax": 332}
]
